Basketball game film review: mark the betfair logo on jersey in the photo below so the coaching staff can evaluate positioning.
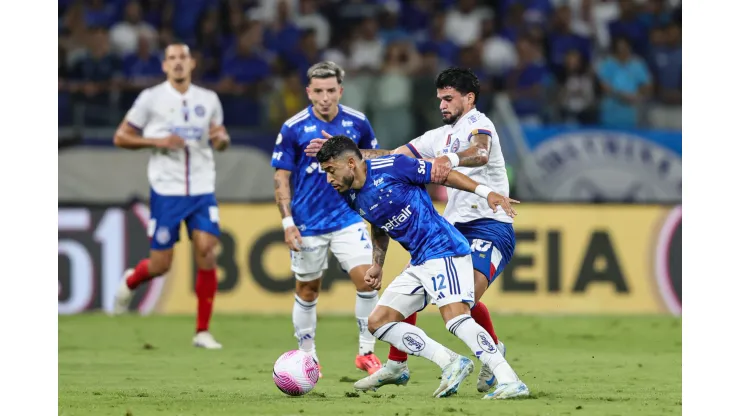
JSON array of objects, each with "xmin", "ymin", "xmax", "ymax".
[
  {"xmin": 169, "ymin": 126, "xmax": 205, "ymax": 140},
  {"xmin": 381, "ymin": 205, "xmax": 412, "ymax": 232},
  {"xmin": 272, "ymin": 151, "xmax": 283, "ymax": 161}
]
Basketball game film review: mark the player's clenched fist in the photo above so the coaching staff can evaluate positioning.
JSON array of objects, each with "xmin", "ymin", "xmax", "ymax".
[
  {"xmin": 156, "ymin": 134, "xmax": 186, "ymax": 150},
  {"xmin": 209, "ymin": 124, "xmax": 230, "ymax": 151},
  {"xmin": 284, "ymin": 225, "xmax": 303, "ymax": 252},
  {"xmin": 486, "ymin": 192, "xmax": 520, "ymax": 218},
  {"xmin": 364, "ymin": 264, "xmax": 383, "ymax": 290}
]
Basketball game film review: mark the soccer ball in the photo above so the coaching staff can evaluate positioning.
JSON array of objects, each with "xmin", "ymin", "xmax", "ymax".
[{"xmin": 272, "ymin": 350, "xmax": 320, "ymax": 396}]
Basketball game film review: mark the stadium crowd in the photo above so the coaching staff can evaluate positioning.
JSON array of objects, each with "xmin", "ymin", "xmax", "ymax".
[{"xmin": 58, "ymin": 0, "xmax": 682, "ymax": 138}]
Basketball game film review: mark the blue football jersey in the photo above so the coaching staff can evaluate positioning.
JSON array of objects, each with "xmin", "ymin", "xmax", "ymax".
[
  {"xmin": 342, "ymin": 155, "xmax": 471, "ymax": 265},
  {"xmin": 271, "ymin": 105, "xmax": 379, "ymax": 236}
]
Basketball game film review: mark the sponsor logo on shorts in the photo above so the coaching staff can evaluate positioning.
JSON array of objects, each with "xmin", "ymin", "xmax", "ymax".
[
  {"xmin": 477, "ymin": 332, "xmax": 497, "ymax": 353},
  {"xmin": 402, "ymin": 333, "xmax": 426, "ymax": 353}
]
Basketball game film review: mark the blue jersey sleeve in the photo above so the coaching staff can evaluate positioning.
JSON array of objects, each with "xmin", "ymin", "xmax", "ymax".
[
  {"xmin": 358, "ymin": 118, "xmax": 379, "ymax": 149},
  {"xmin": 391, "ymin": 155, "xmax": 432, "ymax": 185},
  {"xmin": 271, "ymin": 124, "xmax": 298, "ymax": 171}
]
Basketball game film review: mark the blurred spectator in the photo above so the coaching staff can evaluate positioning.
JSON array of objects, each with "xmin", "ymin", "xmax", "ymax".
[
  {"xmin": 500, "ymin": 2, "xmax": 534, "ymax": 43},
  {"xmin": 324, "ymin": 33, "xmax": 354, "ymax": 71},
  {"xmin": 69, "ymin": 27, "xmax": 123, "ymax": 125},
  {"xmin": 264, "ymin": 0, "xmax": 302, "ymax": 57},
  {"xmin": 217, "ymin": 22, "xmax": 272, "ymax": 126},
  {"xmin": 370, "ymin": 41, "xmax": 420, "ymax": 148},
  {"xmin": 458, "ymin": 45, "xmax": 493, "ymax": 114},
  {"xmin": 269, "ymin": 71, "xmax": 308, "ymax": 128},
  {"xmin": 378, "ymin": 9, "xmax": 411, "ymax": 45},
  {"xmin": 417, "ymin": 12, "xmax": 459, "ymax": 67},
  {"xmin": 399, "ymin": 0, "xmax": 434, "ymax": 36},
  {"xmin": 647, "ymin": 22, "xmax": 681, "ymax": 130},
  {"xmin": 83, "ymin": 0, "xmax": 117, "ymax": 28},
  {"xmin": 444, "ymin": 0, "xmax": 493, "ymax": 47},
  {"xmin": 195, "ymin": 8, "xmax": 226, "ymax": 84},
  {"xmin": 412, "ymin": 50, "xmax": 445, "ymax": 134},
  {"xmin": 546, "ymin": 4, "xmax": 592, "ymax": 76},
  {"xmin": 249, "ymin": 0, "xmax": 299, "ymax": 22},
  {"xmin": 608, "ymin": 0, "xmax": 649, "ymax": 57},
  {"xmin": 284, "ymin": 29, "xmax": 323, "ymax": 85},
  {"xmin": 141, "ymin": 0, "xmax": 167, "ymax": 28},
  {"xmin": 294, "ymin": 0, "xmax": 331, "ymax": 49},
  {"xmin": 110, "ymin": 1, "xmax": 158, "ymax": 57},
  {"xmin": 164, "ymin": 0, "xmax": 218, "ymax": 45},
  {"xmin": 499, "ymin": 0, "xmax": 554, "ymax": 26},
  {"xmin": 639, "ymin": 0, "xmax": 673, "ymax": 30},
  {"xmin": 481, "ymin": 18, "xmax": 518, "ymax": 78},
  {"xmin": 506, "ymin": 36, "xmax": 550, "ymax": 125},
  {"xmin": 349, "ymin": 17, "xmax": 384, "ymax": 74},
  {"xmin": 59, "ymin": 45, "xmax": 73, "ymax": 126},
  {"xmin": 557, "ymin": 49, "xmax": 597, "ymax": 125},
  {"xmin": 553, "ymin": 0, "xmax": 620, "ymax": 52},
  {"xmin": 596, "ymin": 37, "xmax": 652, "ymax": 128},
  {"xmin": 121, "ymin": 35, "xmax": 164, "ymax": 108}
]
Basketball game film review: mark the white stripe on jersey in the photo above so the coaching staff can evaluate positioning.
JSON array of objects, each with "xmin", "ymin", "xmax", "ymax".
[
  {"xmin": 340, "ymin": 105, "xmax": 367, "ymax": 120},
  {"xmin": 369, "ymin": 158, "xmax": 395, "ymax": 170},
  {"xmin": 286, "ymin": 109, "xmax": 310, "ymax": 127}
]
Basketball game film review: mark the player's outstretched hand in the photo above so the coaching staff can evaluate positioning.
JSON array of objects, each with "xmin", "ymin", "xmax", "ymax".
[
  {"xmin": 157, "ymin": 134, "xmax": 186, "ymax": 150},
  {"xmin": 486, "ymin": 192, "xmax": 520, "ymax": 218},
  {"xmin": 284, "ymin": 226, "xmax": 303, "ymax": 252},
  {"xmin": 364, "ymin": 264, "xmax": 383, "ymax": 291},
  {"xmin": 431, "ymin": 155, "xmax": 454, "ymax": 183},
  {"xmin": 304, "ymin": 130, "xmax": 332, "ymax": 157}
]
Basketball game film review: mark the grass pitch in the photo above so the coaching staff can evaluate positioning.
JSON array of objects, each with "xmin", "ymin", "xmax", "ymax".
[{"xmin": 59, "ymin": 314, "xmax": 681, "ymax": 416}]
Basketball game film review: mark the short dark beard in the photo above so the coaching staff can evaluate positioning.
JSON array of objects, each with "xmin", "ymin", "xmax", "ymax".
[
  {"xmin": 173, "ymin": 77, "xmax": 186, "ymax": 84},
  {"xmin": 442, "ymin": 111, "xmax": 461, "ymax": 125},
  {"xmin": 342, "ymin": 173, "xmax": 354, "ymax": 190}
]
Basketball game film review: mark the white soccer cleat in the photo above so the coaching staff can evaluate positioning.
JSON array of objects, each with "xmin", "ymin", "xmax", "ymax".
[
  {"xmin": 482, "ymin": 380, "xmax": 530, "ymax": 400},
  {"xmin": 477, "ymin": 341, "xmax": 507, "ymax": 392},
  {"xmin": 433, "ymin": 356, "xmax": 474, "ymax": 398},
  {"xmin": 193, "ymin": 331, "xmax": 223, "ymax": 349},
  {"xmin": 354, "ymin": 361, "xmax": 410, "ymax": 392},
  {"xmin": 111, "ymin": 269, "xmax": 134, "ymax": 315}
]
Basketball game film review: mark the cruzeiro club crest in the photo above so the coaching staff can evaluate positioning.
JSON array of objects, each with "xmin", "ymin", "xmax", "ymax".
[{"xmin": 655, "ymin": 205, "xmax": 681, "ymax": 316}]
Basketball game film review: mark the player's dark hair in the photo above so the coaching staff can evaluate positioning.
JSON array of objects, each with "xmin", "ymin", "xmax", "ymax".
[
  {"xmin": 435, "ymin": 67, "xmax": 480, "ymax": 104},
  {"xmin": 316, "ymin": 135, "xmax": 362, "ymax": 163}
]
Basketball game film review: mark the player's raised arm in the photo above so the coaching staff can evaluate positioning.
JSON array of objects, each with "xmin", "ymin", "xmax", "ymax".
[
  {"xmin": 442, "ymin": 170, "xmax": 519, "ymax": 218},
  {"xmin": 364, "ymin": 225, "xmax": 389, "ymax": 290},
  {"xmin": 304, "ymin": 130, "xmax": 416, "ymax": 159}
]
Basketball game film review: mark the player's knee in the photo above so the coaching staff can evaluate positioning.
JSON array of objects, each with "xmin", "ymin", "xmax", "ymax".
[
  {"xmin": 148, "ymin": 258, "xmax": 172, "ymax": 276},
  {"xmin": 367, "ymin": 308, "xmax": 396, "ymax": 335},
  {"xmin": 295, "ymin": 278, "xmax": 321, "ymax": 302}
]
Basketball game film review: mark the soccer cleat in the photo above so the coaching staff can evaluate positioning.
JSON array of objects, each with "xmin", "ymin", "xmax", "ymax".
[
  {"xmin": 477, "ymin": 341, "xmax": 507, "ymax": 392},
  {"xmin": 111, "ymin": 269, "xmax": 134, "ymax": 315},
  {"xmin": 433, "ymin": 356, "xmax": 474, "ymax": 398},
  {"xmin": 192, "ymin": 331, "xmax": 223, "ymax": 349},
  {"xmin": 308, "ymin": 351, "xmax": 323, "ymax": 378},
  {"xmin": 355, "ymin": 353, "xmax": 383, "ymax": 374},
  {"xmin": 482, "ymin": 381, "xmax": 530, "ymax": 400},
  {"xmin": 353, "ymin": 361, "xmax": 410, "ymax": 392}
]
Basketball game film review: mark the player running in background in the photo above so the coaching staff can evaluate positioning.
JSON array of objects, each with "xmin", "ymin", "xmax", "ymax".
[
  {"xmin": 111, "ymin": 44, "xmax": 230, "ymax": 349},
  {"xmin": 306, "ymin": 67, "xmax": 516, "ymax": 393},
  {"xmin": 271, "ymin": 61, "xmax": 383, "ymax": 376},
  {"xmin": 316, "ymin": 135, "xmax": 529, "ymax": 400}
]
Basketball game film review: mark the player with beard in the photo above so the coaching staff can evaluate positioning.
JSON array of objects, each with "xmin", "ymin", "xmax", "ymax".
[
  {"xmin": 306, "ymin": 68, "xmax": 516, "ymax": 395},
  {"xmin": 111, "ymin": 44, "xmax": 230, "ymax": 349}
]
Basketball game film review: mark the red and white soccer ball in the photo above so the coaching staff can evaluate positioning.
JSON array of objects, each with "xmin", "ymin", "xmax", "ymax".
[{"xmin": 273, "ymin": 350, "xmax": 320, "ymax": 396}]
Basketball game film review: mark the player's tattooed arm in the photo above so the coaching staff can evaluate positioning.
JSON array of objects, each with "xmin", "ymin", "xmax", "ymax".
[
  {"xmin": 371, "ymin": 225, "xmax": 390, "ymax": 267},
  {"xmin": 456, "ymin": 133, "xmax": 491, "ymax": 167},
  {"xmin": 360, "ymin": 145, "xmax": 415, "ymax": 160},
  {"xmin": 273, "ymin": 169, "xmax": 293, "ymax": 218}
]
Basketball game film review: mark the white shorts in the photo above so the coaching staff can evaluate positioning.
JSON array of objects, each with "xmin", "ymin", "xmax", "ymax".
[
  {"xmin": 291, "ymin": 222, "xmax": 373, "ymax": 281},
  {"xmin": 378, "ymin": 255, "xmax": 475, "ymax": 317}
]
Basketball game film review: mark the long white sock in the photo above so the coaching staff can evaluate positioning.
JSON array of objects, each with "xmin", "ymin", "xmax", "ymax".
[
  {"xmin": 446, "ymin": 314, "xmax": 519, "ymax": 384},
  {"xmin": 293, "ymin": 294, "xmax": 317, "ymax": 357},
  {"xmin": 372, "ymin": 322, "xmax": 457, "ymax": 369},
  {"xmin": 356, "ymin": 290, "xmax": 379, "ymax": 355}
]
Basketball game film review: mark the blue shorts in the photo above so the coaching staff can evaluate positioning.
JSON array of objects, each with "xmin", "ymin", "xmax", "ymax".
[
  {"xmin": 148, "ymin": 189, "xmax": 221, "ymax": 250},
  {"xmin": 454, "ymin": 219, "xmax": 515, "ymax": 286}
]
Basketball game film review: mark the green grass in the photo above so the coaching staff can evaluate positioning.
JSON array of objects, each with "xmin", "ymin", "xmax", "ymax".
[{"xmin": 59, "ymin": 314, "xmax": 681, "ymax": 416}]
